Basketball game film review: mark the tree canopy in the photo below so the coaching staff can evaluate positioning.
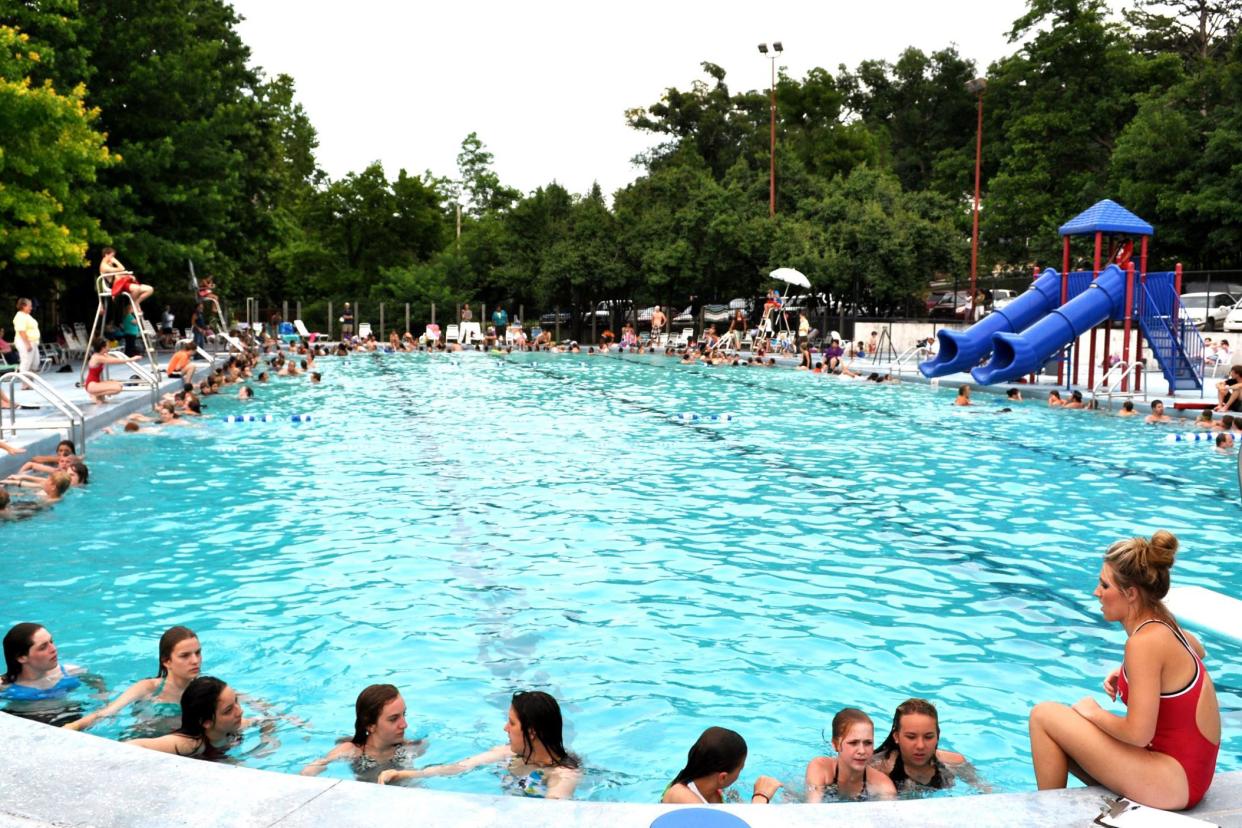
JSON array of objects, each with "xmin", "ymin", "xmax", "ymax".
[{"xmin": 5, "ymin": 0, "xmax": 1242, "ymax": 324}]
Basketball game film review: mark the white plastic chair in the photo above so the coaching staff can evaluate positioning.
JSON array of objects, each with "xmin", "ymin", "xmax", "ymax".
[
  {"xmin": 445, "ymin": 324, "xmax": 460, "ymax": 343},
  {"xmin": 459, "ymin": 321, "xmax": 482, "ymax": 344},
  {"xmin": 357, "ymin": 322, "xmax": 373, "ymax": 339}
]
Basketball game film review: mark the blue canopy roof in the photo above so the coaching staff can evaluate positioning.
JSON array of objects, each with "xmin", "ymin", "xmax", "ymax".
[{"xmin": 1058, "ymin": 199, "xmax": 1153, "ymax": 237}]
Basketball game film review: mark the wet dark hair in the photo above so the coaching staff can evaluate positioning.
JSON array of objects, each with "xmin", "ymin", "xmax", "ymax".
[
  {"xmin": 69, "ymin": 460, "xmax": 89, "ymax": 485},
  {"xmin": 350, "ymin": 683, "xmax": 400, "ymax": 747},
  {"xmin": 1006, "ymin": 388, "xmax": 1020, "ymax": 399},
  {"xmin": 0, "ymin": 489, "xmax": 8, "ymax": 509},
  {"xmin": 175, "ymin": 675, "xmax": 228, "ymax": 740},
  {"xmin": 3, "ymin": 623, "xmax": 44, "ymax": 683},
  {"xmin": 1071, "ymin": 390, "xmax": 1083, "ymax": 402},
  {"xmin": 56, "ymin": 439, "xmax": 75, "ymax": 454},
  {"xmin": 1049, "ymin": 390, "xmax": 1062, "ymax": 400},
  {"xmin": 670, "ymin": 726, "xmax": 747, "ymax": 787},
  {"xmin": 511, "ymin": 690, "xmax": 579, "ymax": 768},
  {"xmin": 91, "ymin": 337, "xmax": 109, "ymax": 354},
  {"xmin": 157, "ymin": 626, "xmax": 198, "ymax": 678},
  {"xmin": 1215, "ymin": 432, "xmax": 1232, "ymax": 447},
  {"xmin": 876, "ymin": 698, "xmax": 940, "ymax": 759},
  {"xmin": 1122, "ymin": 401, "xmax": 1134, "ymax": 411},
  {"xmin": 124, "ymin": 421, "xmax": 140, "ymax": 432}
]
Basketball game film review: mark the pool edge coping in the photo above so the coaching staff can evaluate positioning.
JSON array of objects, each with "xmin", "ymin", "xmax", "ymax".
[{"xmin": 1, "ymin": 712, "xmax": 1238, "ymax": 827}]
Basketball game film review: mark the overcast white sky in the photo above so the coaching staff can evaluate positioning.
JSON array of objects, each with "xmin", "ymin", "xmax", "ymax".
[{"xmin": 231, "ymin": 0, "xmax": 1040, "ymax": 199}]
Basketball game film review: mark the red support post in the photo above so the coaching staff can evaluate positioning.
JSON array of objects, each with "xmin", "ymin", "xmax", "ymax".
[
  {"xmin": 1088, "ymin": 232, "xmax": 1102, "ymax": 390},
  {"xmin": 1059, "ymin": 237, "xmax": 1070, "ymax": 386},
  {"xmin": 1137, "ymin": 267, "xmax": 1146, "ymax": 393},
  {"xmin": 1122, "ymin": 262, "xmax": 1135, "ymax": 393},
  {"xmin": 1139, "ymin": 236, "xmax": 1149, "ymax": 278}
]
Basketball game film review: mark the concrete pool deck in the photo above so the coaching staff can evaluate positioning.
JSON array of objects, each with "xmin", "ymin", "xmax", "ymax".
[{"xmin": 0, "ymin": 713, "xmax": 1238, "ymax": 827}]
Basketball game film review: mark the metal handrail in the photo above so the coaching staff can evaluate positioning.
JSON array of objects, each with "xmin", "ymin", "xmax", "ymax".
[
  {"xmin": 1090, "ymin": 361, "xmax": 1145, "ymax": 409},
  {"xmin": 0, "ymin": 371, "xmax": 87, "ymax": 456},
  {"xmin": 81, "ymin": 274, "xmax": 162, "ymax": 385},
  {"xmin": 107, "ymin": 350, "xmax": 160, "ymax": 409}
]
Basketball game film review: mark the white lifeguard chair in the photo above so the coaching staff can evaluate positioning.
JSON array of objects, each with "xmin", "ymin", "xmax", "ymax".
[{"xmin": 79, "ymin": 272, "xmax": 161, "ymax": 389}]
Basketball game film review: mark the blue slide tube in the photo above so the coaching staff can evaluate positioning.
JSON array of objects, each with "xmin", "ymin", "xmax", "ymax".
[
  {"xmin": 918, "ymin": 268, "xmax": 1062, "ymax": 378},
  {"xmin": 971, "ymin": 264, "xmax": 1128, "ymax": 386}
]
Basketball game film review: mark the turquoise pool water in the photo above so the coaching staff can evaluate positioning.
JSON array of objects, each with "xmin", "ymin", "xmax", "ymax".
[{"xmin": 2, "ymin": 351, "xmax": 1238, "ymax": 802}]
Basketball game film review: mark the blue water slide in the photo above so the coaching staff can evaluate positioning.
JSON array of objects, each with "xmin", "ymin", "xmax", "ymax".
[
  {"xmin": 919, "ymin": 268, "xmax": 1063, "ymax": 378},
  {"xmin": 972, "ymin": 264, "xmax": 1128, "ymax": 386}
]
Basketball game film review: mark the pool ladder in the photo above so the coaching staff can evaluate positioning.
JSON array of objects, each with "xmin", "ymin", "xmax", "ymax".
[{"xmin": 0, "ymin": 371, "xmax": 87, "ymax": 456}]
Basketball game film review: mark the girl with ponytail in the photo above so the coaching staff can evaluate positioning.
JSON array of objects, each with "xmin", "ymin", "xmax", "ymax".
[{"xmin": 1029, "ymin": 531, "xmax": 1220, "ymax": 810}]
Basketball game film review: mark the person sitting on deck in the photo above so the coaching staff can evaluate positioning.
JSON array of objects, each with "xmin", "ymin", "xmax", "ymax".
[
  {"xmin": 1027, "ymin": 531, "xmax": 1220, "ymax": 810},
  {"xmin": 1214, "ymin": 365, "xmax": 1242, "ymax": 413}
]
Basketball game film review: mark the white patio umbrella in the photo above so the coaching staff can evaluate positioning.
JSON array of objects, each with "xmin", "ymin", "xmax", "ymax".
[{"xmin": 769, "ymin": 267, "xmax": 811, "ymax": 288}]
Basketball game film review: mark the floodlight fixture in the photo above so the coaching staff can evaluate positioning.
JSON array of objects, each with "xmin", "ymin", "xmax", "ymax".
[{"xmin": 758, "ymin": 43, "xmax": 769, "ymax": 54}]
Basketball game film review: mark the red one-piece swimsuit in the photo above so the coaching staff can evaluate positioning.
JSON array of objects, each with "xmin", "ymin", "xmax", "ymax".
[{"xmin": 1116, "ymin": 619, "xmax": 1219, "ymax": 807}]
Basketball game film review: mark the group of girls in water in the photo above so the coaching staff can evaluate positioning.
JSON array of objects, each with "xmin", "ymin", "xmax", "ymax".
[{"xmin": 1, "ymin": 535, "xmax": 1221, "ymax": 809}]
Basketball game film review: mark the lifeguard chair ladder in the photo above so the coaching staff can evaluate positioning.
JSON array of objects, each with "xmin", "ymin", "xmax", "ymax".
[{"xmin": 79, "ymin": 273, "xmax": 161, "ymax": 387}]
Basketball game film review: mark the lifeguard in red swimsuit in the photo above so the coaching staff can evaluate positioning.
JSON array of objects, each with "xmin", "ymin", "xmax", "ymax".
[
  {"xmin": 100, "ymin": 247, "xmax": 155, "ymax": 309},
  {"xmin": 1028, "ymin": 531, "xmax": 1220, "ymax": 810}
]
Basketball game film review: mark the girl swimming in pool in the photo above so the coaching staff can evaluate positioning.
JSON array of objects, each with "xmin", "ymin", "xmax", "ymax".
[
  {"xmin": 378, "ymin": 691, "xmax": 580, "ymax": 799},
  {"xmin": 1, "ymin": 623, "xmax": 88, "ymax": 702},
  {"xmin": 661, "ymin": 726, "xmax": 782, "ymax": 805},
  {"xmin": 872, "ymin": 698, "xmax": 983, "ymax": 793},
  {"xmin": 805, "ymin": 708, "xmax": 897, "ymax": 801},
  {"xmin": 65, "ymin": 626, "xmax": 201, "ymax": 732},
  {"xmin": 300, "ymin": 684, "xmax": 427, "ymax": 782},
  {"xmin": 127, "ymin": 675, "xmax": 269, "ymax": 759},
  {"xmin": 1028, "ymin": 531, "xmax": 1220, "ymax": 810}
]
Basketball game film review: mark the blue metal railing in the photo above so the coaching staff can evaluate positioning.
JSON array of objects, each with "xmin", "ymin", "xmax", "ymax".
[{"xmin": 1135, "ymin": 274, "xmax": 1204, "ymax": 392}]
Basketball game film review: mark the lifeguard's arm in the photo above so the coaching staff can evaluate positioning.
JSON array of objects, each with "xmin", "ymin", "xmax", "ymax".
[
  {"xmin": 544, "ymin": 765, "xmax": 581, "ymax": 800},
  {"xmin": 1074, "ymin": 634, "xmax": 1161, "ymax": 746},
  {"xmin": 379, "ymin": 745, "xmax": 511, "ymax": 784},
  {"xmin": 64, "ymin": 678, "xmax": 156, "ymax": 731},
  {"xmin": 299, "ymin": 741, "xmax": 358, "ymax": 776}
]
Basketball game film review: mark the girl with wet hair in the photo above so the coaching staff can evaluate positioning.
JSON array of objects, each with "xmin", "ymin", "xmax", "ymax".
[
  {"xmin": 128, "ymin": 675, "xmax": 267, "ymax": 759},
  {"xmin": 378, "ymin": 690, "xmax": 581, "ymax": 799},
  {"xmin": 662, "ymin": 726, "xmax": 781, "ymax": 805},
  {"xmin": 1, "ymin": 623, "xmax": 86, "ymax": 701},
  {"xmin": 1029, "ymin": 531, "xmax": 1220, "ymax": 810},
  {"xmin": 300, "ymin": 684, "xmax": 426, "ymax": 782},
  {"xmin": 66, "ymin": 626, "xmax": 202, "ymax": 732},
  {"xmin": 805, "ymin": 708, "xmax": 897, "ymax": 801},
  {"xmin": 873, "ymin": 698, "xmax": 981, "ymax": 792}
]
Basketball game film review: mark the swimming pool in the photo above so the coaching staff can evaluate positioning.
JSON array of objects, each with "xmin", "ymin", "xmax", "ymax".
[{"xmin": 2, "ymin": 351, "xmax": 1238, "ymax": 802}]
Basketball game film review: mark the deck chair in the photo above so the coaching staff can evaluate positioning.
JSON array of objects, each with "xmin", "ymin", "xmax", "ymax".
[
  {"xmin": 293, "ymin": 319, "xmax": 320, "ymax": 342},
  {"xmin": 672, "ymin": 327, "xmax": 694, "ymax": 348},
  {"xmin": 61, "ymin": 325, "xmax": 86, "ymax": 358},
  {"xmin": 445, "ymin": 324, "xmax": 460, "ymax": 344},
  {"xmin": 356, "ymin": 322, "xmax": 373, "ymax": 340},
  {"xmin": 459, "ymin": 321, "xmax": 482, "ymax": 344},
  {"xmin": 423, "ymin": 324, "xmax": 441, "ymax": 345}
]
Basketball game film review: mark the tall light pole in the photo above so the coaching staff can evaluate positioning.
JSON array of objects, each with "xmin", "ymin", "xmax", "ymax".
[
  {"xmin": 758, "ymin": 41, "xmax": 783, "ymax": 217},
  {"xmin": 966, "ymin": 76, "xmax": 987, "ymax": 320}
]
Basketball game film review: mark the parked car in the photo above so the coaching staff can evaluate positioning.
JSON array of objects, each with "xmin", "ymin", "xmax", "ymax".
[
  {"xmin": 1180, "ymin": 292, "xmax": 1237, "ymax": 331},
  {"xmin": 1222, "ymin": 298, "xmax": 1242, "ymax": 333},
  {"xmin": 991, "ymin": 289, "xmax": 1017, "ymax": 311},
  {"xmin": 538, "ymin": 310, "xmax": 573, "ymax": 328},
  {"xmin": 590, "ymin": 300, "xmax": 632, "ymax": 323},
  {"xmin": 929, "ymin": 291, "xmax": 976, "ymax": 320}
]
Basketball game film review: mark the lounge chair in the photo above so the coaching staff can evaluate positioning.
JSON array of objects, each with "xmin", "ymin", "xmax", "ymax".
[
  {"xmin": 672, "ymin": 328, "xmax": 694, "ymax": 348},
  {"xmin": 357, "ymin": 322, "xmax": 373, "ymax": 340},
  {"xmin": 445, "ymin": 324, "xmax": 460, "ymax": 344},
  {"xmin": 459, "ymin": 321, "xmax": 482, "ymax": 344},
  {"xmin": 293, "ymin": 319, "xmax": 321, "ymax": 342}
]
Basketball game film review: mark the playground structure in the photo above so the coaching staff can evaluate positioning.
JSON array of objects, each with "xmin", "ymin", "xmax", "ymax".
[{"xmin": 920, "ymin": 200, "xmax": 1206, "ymax": 396}]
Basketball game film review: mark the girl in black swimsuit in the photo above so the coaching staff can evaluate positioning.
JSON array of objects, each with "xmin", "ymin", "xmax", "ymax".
[
  {"xmin": 873, "ymin": 698, "xmax": 974, "ymax": 793},
  {"xmin": 805, "ymin": 708, "xmax": 897, "ymax": 801}
]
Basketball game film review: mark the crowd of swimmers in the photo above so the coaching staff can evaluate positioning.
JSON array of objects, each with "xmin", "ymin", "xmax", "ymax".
[{"xmin": 0, "ymin": 531, "xmax": 1219, "ymax": 809}]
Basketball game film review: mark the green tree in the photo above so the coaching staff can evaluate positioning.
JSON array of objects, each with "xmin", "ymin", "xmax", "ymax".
[
  {"xmin": 0, "ymin": 24, "xmax": 114, "ymax": 275},
  {"xmin": 456, "ymin": 132, "xmax": 519, "ymax": 218},
  {"xmin": 982, "ymin": 0, "xmax": 1180, "ymax": 266}
]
